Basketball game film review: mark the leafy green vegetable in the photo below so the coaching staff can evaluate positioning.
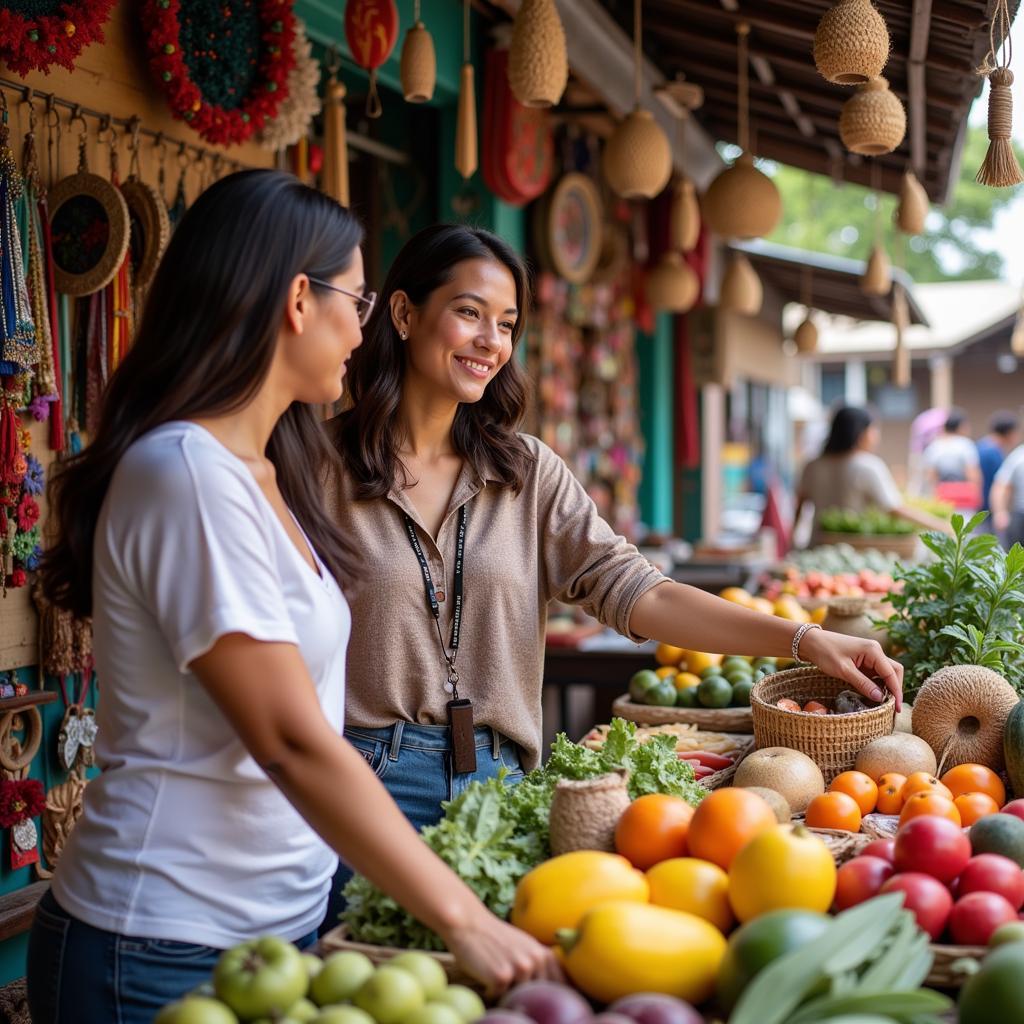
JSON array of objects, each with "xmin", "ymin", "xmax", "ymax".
[
  {"xmin": 885, "ymin": 512, "xmax": 1024, "ymax": 697},
  {"xmin": 341, "ymin": 719, "xmax": 706, "ymax": 949}
]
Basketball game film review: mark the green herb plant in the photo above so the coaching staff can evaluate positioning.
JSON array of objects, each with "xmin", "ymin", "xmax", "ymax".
[
  {"xmin": 885, "ymin": 512, "xmax": 1024, "ymax": 699},
  {"xmin": 341, "ymin": 720, "xmax": 705, "ymax": 950}
]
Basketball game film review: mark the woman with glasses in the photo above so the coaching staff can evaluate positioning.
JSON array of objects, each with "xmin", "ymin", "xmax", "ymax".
[
  {"xmin": 28, "ymin": 174, "xmax": 556, "ymax": 1023},
  {"xmin": 322, "ymin": 224, "xmax": 904, "ymax": 929}
]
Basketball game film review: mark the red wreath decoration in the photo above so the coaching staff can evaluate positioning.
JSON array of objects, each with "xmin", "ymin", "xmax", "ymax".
[
  {"xmin": 0, "ymin": 1, "xmax": 115, "ymax": 76},
  {"xmin": 0, "ymin": 779, "xmax": 45, "ymax": 829},
  {"xmin": 141, "ymin": 0, "xmax": 296, "ymax": 146}
]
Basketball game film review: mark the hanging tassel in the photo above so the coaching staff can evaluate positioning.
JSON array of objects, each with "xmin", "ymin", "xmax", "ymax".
[
  {"xmin": 455, "ymin": 64, "xmax": 478, "ymax": 180},
  {"xmin": 322, "ymin": 73, "xmax": 350, "ymax": 207},
  {"xmin": 892, "ymin": 283, "xmax": 911, "ymax": 388},
  {"xmin": 976, "ymin": 0, "xmax": 1024, "ymax": 187}
]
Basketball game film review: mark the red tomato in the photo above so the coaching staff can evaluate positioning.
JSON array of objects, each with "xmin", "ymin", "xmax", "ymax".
[
  {"xmin": 835, "ymin": 856, "xmax": 895, "ymax": 911},
  {"xmin": 1001, "ymin": 799, "xmax": 1024, "ymax": 823},
  {"xmin": 950, "ymin": 892, "xmax": 1019, "ymax": 945},
  {"xmin": 957, "ymin": 854, "xmax": 1024, "ymax": 910},
  {"xmin": 880, "ymin": 873, "xmax": 954, "ymax": 940},
  {"xmin": 861, "ymin": 838, "xmax": 896, "ymax": 864},
  {"xmin": 893, "ymin": 815, "xmax": 971, "ymax": 883}
]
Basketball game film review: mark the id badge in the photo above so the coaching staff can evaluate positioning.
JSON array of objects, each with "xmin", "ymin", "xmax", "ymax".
[{"xmin": 447, "ymin": 698, "xmax": 477, "ymax": 774}]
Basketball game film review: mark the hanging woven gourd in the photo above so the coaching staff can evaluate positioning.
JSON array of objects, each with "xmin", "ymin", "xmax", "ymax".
[
  {"xmin": 895, "ymin": 169, "xmax": 929, "ymax": 235},
  {"xmin": 603, "ymin": 0, "xmax": 671, "ymax": 199},
  {"xmin": 702, "ymin": 23, "xmax": 782, "ymax": 239},
  {"xmin": 322, "ymin": 53, "xmax": 350, "ymax": 207},
  {"xmin": 794, "ymin": 265, "xmax": 818, "ymax": 353},
  {"xmin": 892, "ymin": 282, "xmax": 911, "ymax": 388},
  {"xmin": 669, "ymin": 176, "xmax": 701, "ymax": 253},
  {"xmin": 975, "ymin": 0, "xmax": 1024, "ymax": 187},
  {"xmin": 401, "ymin": 0, "xmax": 437, "ymax": 104},
  {"xmin": 508, "ymin": 0, "xmax": 568, "ymax": 108},
  {"xmin": 839, "ymin": 77, "xmax": 906, "ymax": 155},
  {"xmin": 345, "ymin": 0, "xmax": 399, "ymax": 118},
  {"xmin": 0, "ymin": 94, "xmax": 35, "ymax": 379},
  {"xmin": 861, "ymin": 164, "xmax": 892, "ymax": 296},
  {"xmin": 813, "ymin": 0, "xmax": 890, "ymax": 86},
  {"xmin": 455, "ymin": 0, "xmax": 478, "ymax": 180},
  {"xmin": 719, "ymin": 253, "xmax": 762, "ymax": 316},
  {"xmin": 647, "ymin": 252, "xmax": 699, "ymax": 313}
]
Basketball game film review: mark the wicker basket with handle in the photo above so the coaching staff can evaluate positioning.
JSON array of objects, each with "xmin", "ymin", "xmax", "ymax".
[
  {"xmin": 751, "ymin": 667, "xmax": 895, "ymax": 783},
  {"xmin": 925, "ymin": 943, "xmax": 986, "ymax": 989},
  {"xmin": 612, "ymin": 694, "xmax": 753, "ymax": 733}
]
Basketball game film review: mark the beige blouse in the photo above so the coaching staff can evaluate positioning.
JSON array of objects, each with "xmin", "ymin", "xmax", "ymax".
[{"xmin": 325, "ymin": 433, "xmax": 666, "ymax": 769}]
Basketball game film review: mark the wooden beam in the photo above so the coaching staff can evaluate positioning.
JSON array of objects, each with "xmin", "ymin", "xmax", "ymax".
[{"xmin": 908, "ymin": 0, "xmax": 933, "ymax": 178}]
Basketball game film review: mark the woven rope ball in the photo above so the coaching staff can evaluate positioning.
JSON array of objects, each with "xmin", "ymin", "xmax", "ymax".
[
  {"xmin": 861, "ymin": 244, "xmax": 891, "ymax": 296},
  {"xmin": 702, "ymin": 152, "xmax": 782, "ymax": 240},
  {"xmin": 794, "ymin": 316, "xmax": 819, "ymax": 353},
  {"xmin": 670, "ymin": 176, "xmax": 701, "ymax": 253},
  {"xmin": 508, "ymin": 0, "xmax": 568, "ymax": 108},
  {"xmin": 839, "ymin": 77, "xmax": 906, "ymax": 156},
  {"xmin": 400, "ymin": 22, "xmax": 436, "ymax": 103},
  {"xmin": 814, "ymin": 0, "xmax": 890, "ymax": 85},
  {"xmin": 719, "ymin": 254, "xmax": 762, "ymax": 316},
  {"xmin": 603, "ymin": 108, "xmax": 673, "ymax": 199},
  {"xmin": 647, "ymin": 252, "xmax": 699, "ymax": 313},
  {"xmin": 895, "ymin": 169, "xmax": 929, "ymax": 235}
]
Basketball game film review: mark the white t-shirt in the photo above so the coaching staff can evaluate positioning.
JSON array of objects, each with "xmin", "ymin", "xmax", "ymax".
[
  {"xmin": 995, "ymin": 444, "xmax": 1024, "ymax": 514},
  {"xmin": 52, "ymin": 422, "xmax": 351, "ymax": 948},
  {"xmin": 799, "ymin": 451, "xmax": 903, "ymax": 545},
  {"xmin": 923, "ymin": 434, "xmax": 979, "ymax": 483}
]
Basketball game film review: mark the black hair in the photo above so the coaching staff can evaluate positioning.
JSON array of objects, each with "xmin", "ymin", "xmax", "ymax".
[{"xmin": 823, "ymin": 405, "xmax": 875, "ymax": 456}]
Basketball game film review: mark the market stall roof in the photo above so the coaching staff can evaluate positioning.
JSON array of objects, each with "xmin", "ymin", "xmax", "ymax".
[
  {"xmin": 731, "ymin": 240, "xmax": 930, "ymax": 325},
  {"xmin": 596, "ymin": 0, "xmax": 1018, "ymax": 203},
  {"xmin": 785, "ymin": 278, "xmax": 1021, "ymax": 358}
]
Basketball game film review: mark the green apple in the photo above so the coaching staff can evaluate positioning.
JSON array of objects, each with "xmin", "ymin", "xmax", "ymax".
[
  {"xmin": 154, "ymin": 997, "xmax": 239, "ymax": 1024},
  {"xmin": 434, "ymin": 986, "xmax": 486, "ymax": 1024},
  {"xmin": 314, "ymin": 1008, "xmax": 378, "ymax": 1024},
  {"xmin": 303, "ymin": 953, "xmax": 325, "ymax": 980},
  {"xmin": 311, "ymin": 951, "xmax": 376, "ymax": 1006},
  {"xmin": 354, "ymin": 966, "xmax": 425, "ymax": 1024},
  {"xmin": 287, "ymin": 998, "xmax": 321, "ymax": 1023},
  {"xmin": 389, "ymin": 953, "xmax": 448, "ymax": 1001},
  {"xmin": 214, "ymin": 937, "xmax": 308, "ymax": 1020},
  {"xmin": 402, "ymin": 1004, "xmax": 464, "ymax": 1024}
]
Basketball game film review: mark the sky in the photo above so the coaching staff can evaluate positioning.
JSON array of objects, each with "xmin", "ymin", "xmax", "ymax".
[{"xmin": 971, "ymin": 19, "xmax": 1024, "ymax": 283}]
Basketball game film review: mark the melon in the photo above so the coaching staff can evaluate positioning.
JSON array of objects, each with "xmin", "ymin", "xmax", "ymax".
[
  {"xmin": 855, "ymin": 733, "xmax": 936, "ymax": 781},
  {"xmin": 893, "ymin": 705, "xmax": 913, "ymax": 735},
  {"xmin": 733, "ymin": 747, "xmax": 824, "ymax": 814},
  {"xmin": 741, "ymin": 786, "xmax": 792, "ymax": 823},
  {"xmin": 970, "ymin": 814, "xmax": 1024, "ymax": 868}
]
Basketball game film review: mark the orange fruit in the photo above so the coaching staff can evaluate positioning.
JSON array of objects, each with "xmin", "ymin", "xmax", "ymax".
[
  {"xmin": 687, "ymin": 789, "xmax": 778, "ymax": 870},
  {"xmin": 803, "ymin": 701, "xmax": 829, "ymax": 716},
  {"xmin": 776, "ymin": 698, "xmax": 801, "ymax": 712},
  {"xmin": 901, "ymin": 772, "xmax": 953, "ymax": 802},
  {"xmin": 614, "ymin": 794, "xmax": 695, "ymax": 871},
  {"xmin": 655, "ymin": 666, "xmax": 677, "ymax": 680},
  {"xmin": 830, "ymin": 771, "xmax": 879, "ymax": 815},
  {"xmin": 646, "ymin": 857, "xmax": 735, "ymax": 933},
  {"xmin": 805, "ymin": 791, "xmax": 863, "ymax": 832},
  {"xmin": 954, "ymin": 792, "xmax": 1000, "ymax": 826},
  {"xmin": 655, "ymin": 644, "xmax": 687, "ymax": 667},
  {"xmin": 941, "ymin": 764, "xmax": 1006, "ymax": 808},
  {"xmin": 875, "ymin": 779, "xmax": 906, "ymax": 815},
  {"xmin": 878, "ymin": 772, "xmax": 908, "ymax": 792},
  {"xmin": 899, "ymin": 791, "xmax": 962, "ymax": 828}
]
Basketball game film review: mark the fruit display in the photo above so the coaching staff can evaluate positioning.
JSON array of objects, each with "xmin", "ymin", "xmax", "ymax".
[
  {"xmin": 732, "ymin": 748, "xmax": 823, "ymax": 815},
  {"xmin": 758, "ymin": 566, "xmax": 896, "ymax": 605},
  {"xmin": 156, "ymin": 945, "xmax": 487, "ymax": 1024},
  {"xmin": 629, "ymin": 654, "xmax": 786, "ymax": 711},
  {"xmin": 819, "ymin": 507, "xmax": 916, "ymax": 537},
  {"xmin": 771, "ymin": 689, "xmax": 876, "ymax": 717}
]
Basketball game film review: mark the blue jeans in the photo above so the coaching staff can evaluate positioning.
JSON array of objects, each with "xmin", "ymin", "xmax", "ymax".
[
  {"xmin": 321, "ymin": 721, "xmax": 524, "ymax": 934},
  {"xmin": 27, "ymin": 889, "xmax": 317, "ymax": 1024}
]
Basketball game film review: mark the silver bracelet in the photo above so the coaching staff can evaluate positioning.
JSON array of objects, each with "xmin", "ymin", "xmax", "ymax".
[{"xmin": 792, "ymin": 622, "xmax": 823, "ymax": 662}]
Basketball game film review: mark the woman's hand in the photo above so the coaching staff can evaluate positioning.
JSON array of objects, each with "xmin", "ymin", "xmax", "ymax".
[
  {"xmin": 799, "ymin": 628, "xmax": 904, "ymax": 712},
  {"xmin": 440, "ymin": 907, "xmax": 563, "ymax": 996}
]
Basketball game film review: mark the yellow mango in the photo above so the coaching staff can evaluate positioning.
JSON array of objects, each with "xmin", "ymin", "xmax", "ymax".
[
  {"xmin": 511, "ymin": 852, "xmax": 648, "ymax": 945},
  {"xmin": 558, "ymin": 900, "xmax": 726, "ymax": 1005}
]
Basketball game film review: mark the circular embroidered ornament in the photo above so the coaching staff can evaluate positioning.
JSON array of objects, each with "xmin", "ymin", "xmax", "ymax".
[
  {"xmin": 121, "ymin": 177, "xmax": 170, "ymax": 292},
  {"xmin": 533, "ymin": 173, "xmax": 604, "ymax": 285},
  {"xmin": 0, "ymin": 0, "xmax": 115, "ymax": 76},
  {"xmin": 141, "ymin": 0, "xmax": 296, "ymax": 146}
]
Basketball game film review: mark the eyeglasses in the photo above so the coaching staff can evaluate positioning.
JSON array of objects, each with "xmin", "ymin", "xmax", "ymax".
[{"xmin": 307, "ymin": 276, "xmax": 377, "ymax": 327}]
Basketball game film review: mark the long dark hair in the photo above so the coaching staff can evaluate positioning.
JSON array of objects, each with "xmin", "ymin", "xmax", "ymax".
[
  {"xmin": 41, "ymin": 170, "xmax": 363, "ymax": 617},
  {"xmin": 823, "ymin": 405, "xmax": 874, "ymax": 456},
  {"xmin": 334, "ymin": 224, "xmax": 533, "ymax": 498}
]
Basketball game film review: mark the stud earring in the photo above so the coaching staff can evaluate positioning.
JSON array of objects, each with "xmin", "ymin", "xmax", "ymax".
[{"xmin": 400, "ymin": 330, "xmax": 408, "ymax": 340}]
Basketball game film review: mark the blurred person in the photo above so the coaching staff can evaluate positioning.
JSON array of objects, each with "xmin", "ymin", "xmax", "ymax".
[
  {"xmin": 990, "ymin": 439, "xmax": 1024, "ymax": 546},
  {"xmin": 977, "ymin": 410, "xmax": 1020, "ymax": 515},
  {"xmin": 923, "ymin": 408, "xmax": 982, "ymax": 510}
]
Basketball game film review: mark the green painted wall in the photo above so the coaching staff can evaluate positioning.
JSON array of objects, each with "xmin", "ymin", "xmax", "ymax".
[{"xmin": 637, "ymin": 314, "xmax": 675, "ymax": 535}]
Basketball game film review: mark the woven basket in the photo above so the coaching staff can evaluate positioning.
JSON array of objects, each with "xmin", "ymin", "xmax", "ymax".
[
  {"xmin": 794, "ymin": 316, "xmax": 819, "ymax": 353},
  {"xmin": 603, "ymin": 108, "xmax": 672, "ymax": 199},
  {"xmin": 613, "ymin": 694, "xmax": 754, "ymax": 733},
  {"xmin": 670, "ymin": 176, "xmax": 701, "ymax": 253},
  {"xmin": 508, "ymin": 0, "xmax": 568, "ymax": 108},
  {"xmin": 809, "ymin": 826, "xmax": 872, "ymax": 865},
  {"xmin": 895, "ymin": 169, "xmax": 929, "ymax": 235},
  {"xmin": 818, "ymin": 531, "xmax": 916, "ymax": 559},
  {"xmin": 400, "ymin": 22, "xmax": 436, "ymax": 103},
  {"xmin": 647, "ymin": 252, "xmax": 699, "ymax": 313},
  {"xmin": 926, "ymin": 944, "xmax": 986, "ymax": 989},
  {"xmin": 751, "ymin": 668, "xmax": 895, "ymax": 783},
  {"xmin": 813, "ymin": 0, "xmax": 890, "ymax": 85},
  {"xmin": 705, "ymin": 736, "xmax": 756, "ymax": 789},
  {"xmin": 839, "ymin": 77, "xmax": 906, "ymax": 156},
  {"xmin": 719, "ymin": 254, "xmax": 763, "ymax": 316},
  {"xmin": 702, "ymin": 152, "xmax": 782, "ymax": 239}
]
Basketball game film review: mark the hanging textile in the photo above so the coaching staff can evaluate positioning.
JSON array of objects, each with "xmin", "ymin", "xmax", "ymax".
[{"xmin": 0, "ymin": 97, "xmax": 34, "ymax": 378}]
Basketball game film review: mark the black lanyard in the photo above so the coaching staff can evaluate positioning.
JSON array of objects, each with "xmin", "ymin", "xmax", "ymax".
[{"xmin": 403, "ymin": 504, "xmax": 467, "ymax": 699}]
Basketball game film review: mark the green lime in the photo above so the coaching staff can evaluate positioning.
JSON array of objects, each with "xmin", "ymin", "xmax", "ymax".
[
  {"xmin": 753, "ymin": 657, "xmax": 777, "ymax": 672},
  {"xmin": 646, "ymin": 681, "xmax": 678, "ymax": 707},
  {"xmin": 629, "ymin": 669, "xmax": 661, "ymax": 703},
  {"xmin": 724, "ymin": 666, "xmax": 753, "ymax": 685},
  {"xmin": 700, "ymin": 665, "xmax": 724, "ymax": 680},
  {"xmin": 675, "ymin": 686, "xmax": 699, "ymax": 708},
  {"xmin": 697, "ymin": 675, "xmax": 733, "ymax": 708},
  {"xmin": 732, "ymin": 678, "xmax": 754, "ymax": 706},
  {"xmin": 722, "ymin": 656, "xmax": 749, "ymax": 672}
]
